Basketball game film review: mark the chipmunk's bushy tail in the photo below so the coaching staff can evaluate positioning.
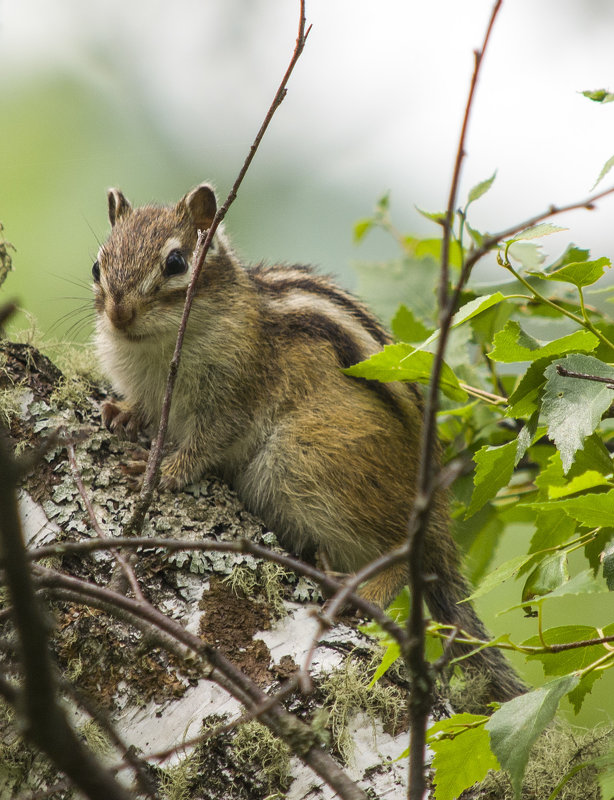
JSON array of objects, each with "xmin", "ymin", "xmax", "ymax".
[{"xmin": 422, "ymin": 527, "xmax": 527, "ymax": 704}]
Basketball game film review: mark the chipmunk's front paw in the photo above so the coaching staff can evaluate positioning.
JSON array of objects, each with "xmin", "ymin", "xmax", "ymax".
[{"xmin": 101, "ymin": 400, "xmax": 142, "ymax": 442}]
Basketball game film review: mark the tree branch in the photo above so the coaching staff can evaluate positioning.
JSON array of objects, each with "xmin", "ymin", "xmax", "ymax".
[
  {"xmin": 127, "ymin": 0, "xmax": 311, "ymax": 535},
  {"xmin": 406, "ymin": 3, "xmax": 503, "ymax": 798}
]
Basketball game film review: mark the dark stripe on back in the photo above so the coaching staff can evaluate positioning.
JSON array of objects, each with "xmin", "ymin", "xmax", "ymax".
[
  {"xmin": 263, "ymin": 309, "xmax": 413, "ymax": 427},
  {"xmin": 249, "ymin": 265, "xmax": 391, "ymax": 347}
]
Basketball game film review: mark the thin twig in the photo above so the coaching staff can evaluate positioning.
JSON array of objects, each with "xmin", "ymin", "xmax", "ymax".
[
  {"xmin": 66, "ymin": 443, "xmax": 145, "ymax": 601},
  {"xmin": 24, "ymin": 534, "xmax": 408, "ymax": 647},
  {"xmin": 127, "ymin": 0, "xmax": 311, "ymax": 535},
  {"xmin": 35, "ymin": 568, "xmax": 367, "ymax": 800},
  {"xmin": 556, "ymin": 364, "xmax": 614, "ymax": 389},
  {"xmin": 406, "ymin": 4, "xmax": 503, "ymax": 799},
  {"xmin": 0, "ymin": 428, "xmax": 133, "ymax": 800}
]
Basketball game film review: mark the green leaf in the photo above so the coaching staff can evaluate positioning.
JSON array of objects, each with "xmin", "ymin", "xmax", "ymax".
[
  {"xmin": 523, "ymin": 625, "xmax": 610, "ymax": 675},
  {"xmin": 462, "ymin": 553, "xmax": 536, "ymax": 604},
  {"xmin": 593, "ymin": 154, "xmax": 614, "ymax": 190},
  {"xmin": 465, "ymin": 221, "xmax": 486, "ymax": 248},
  {"xmin": 548, "ymin": 244, "xmax": 590, "ymax": 270},
  {"xmin": 486, "ymin": 675, "xmax": 580, "ymax": 798},
  {"xmin": 427, "ymin": 713, "xmax": 500, "ymax": 800},
  {"xmin": 489, "ymin": 321, "xmax": 598, "ymax": 363},
  {"xmin": 534, "ymin": 435, "xmax": 613, "ymax": 499},
  {"xmin": 528, "ymin": 257, "xmax": 611, "ymax": 288},
  {"xmin": 467, "ymin": 171, "xmax": 497, "ymax": 206},
  {"xmin": 369, "ymin": 641, "xmax": 401, "ymax": 686},
  {"xmin": 509, "ymin": 570, "xmax": 608, "ymax": 610},
  {"xmin": 522, "ymin": 623, "xmax": 614, "ymax": 713},
  {"xmin": 466, "ymin": 440, "xmax": 517, "ymax": 518},
  {"xmin": 529, "ymin": 511, "xmax": 577, "ymax": 553},
  {"xmin": 506, "ymin": 241, "xmax": 544, "ymax": 270},
  {"xmin": 541, "ymin": 355, "xmax": 614, "ymax": 473},
  {"xmin": 521, "ymin": 553, "xmax": 569, "ymax": 602},
  {"xmin": 582, "ymin": 88, "xmax": 614, "ymax": 103},
  {"xmin": 422, "ymin": 292, "xmax": 508, "ymax": 350},
  {"xmin": 390, "ymin": 304, "xmax": 434, "ymax": 342},
  {"xmin": 344, "ymin": 344, "xmax": 468, "ymax": 402},
  {"xmin": 547, "ymin": 470, "xmax": 612, "ymax": 499},
  {"xmin": 506, "ymin": 357, "xmax": 559, "ymax": 420},
  {"xmin": 507, "ymin": 223, "xmax": 567, "ymax": 243},
  {"xmin": 603, "ymin": 541, "xmax": 614, "ymax": 590},
  {"xmin": 353, "ymin": 218, "xmax": 373, "ymax": 243},
  {"xmin": 597, "ymin": 746, "xmax": 614, "ymax": 800},
  {"xmin": 415, "ymin": 206, "xmax": 446, "ymax": 225}
]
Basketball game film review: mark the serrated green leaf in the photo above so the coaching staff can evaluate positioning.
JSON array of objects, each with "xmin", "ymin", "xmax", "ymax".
[
  {"xmin": 534, "ymin": 435, "xmax": 613, "ymax": 499},
  {"xmin": 529, "ymin": 511, "xmax": 577, "ymax": 553},
  {"xmin": 506, "ymin": 357, "xmax": 556, "ymax": 420},
  {"xmin": 521, "ymin": 552, "xmax": 569, "ymax": 602},
  {"xmin": 506, "ymin": 241, "xmax": 545, "ymax": 270},
  {"xmin": 489, "ymin": 321, "xmax": 598, "ymax": 363},
  {"xmin": 466, "ymin": 440, "xmax": 517, "ymax": 518},
  {"xmin": 421, "ymin": 292, "xmax": 508, "ymax": 351},
  {"xmin": 567, "ymin": 671, "xmax": 603, "ymax": 715},
  {"xmin": 415, "ymin": 206, "xmax": 446, "ymax": 225},
  {"xmin": 541, "ymin": 355, "xmax": 614, "ymax": 473},
  {"xmin": 528, "ymin": 257, "xmax": 611, "ymax": 289},
  {"xmin": 343, "ymin": 344, "xmax": 468, "ymax": 402},
  {"xmin": 592, "ymin": 154, "xmax": 614, "ymax": 190},
  {"xmin": 353, "ymin": 218, "xmax": 373, "ymax": 243},
  {"xmin": 391, "ymin": 304, "xmax": 434, "ymax": 342},
  {"xmin": 603, "ymin": 541, "xmax": 614, "ymax": 590},
  {"xmin": 547, "ymin": 470, "xmax": 612, "ymax": 499},
  {"xmin": 427, "ymin": 713, "xmax": 499, "ymax": 800},
  {"xmin": 522, "ymin": 623, "xmax": 614, "ymax": 713},
  {"xmin": 462, "ymin": 553, "xmax": 536, "ymax": 604},
  {"xmin": 582, "ymin": 88, "xmax": 614, "ymax": 103},
  {"xmin": 369, "ymin": 641, "xmax": 401, "ymax": 686},
  {"xmin": 509, "ymin": 570, "xmax": 608, "ymax": 611},
  {"xmin": 548, "ymin": 244, "xmax": 590, "ymax": 270},
  {"xmin": 486, "ymin": 675, "xmax": 579, "ymax": 798},
  {"xmin": 507, "ymin": 223, "xmax": 568, "ymax": 243},
  {"xmin": 465, "ymin": 221, "xmax": 486, "ymax": 248},
  {"xmin": 404, "ymin": 236, "xmax": 464, "ymax": 269},
  {"xmin": 467, "ymin": 171, "xmax": 497, "ymax": 206},
  {"xmin": 528, "ymin": 491, "xmax": 614, "ymax": 527}
]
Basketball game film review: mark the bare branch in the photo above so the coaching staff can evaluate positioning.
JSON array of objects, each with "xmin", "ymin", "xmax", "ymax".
[
  {"xmin": 25, "ymin": 534, "xmax": 408, "ymax": 646},
  {"xmin": 406, "ymin": 3, "xmax": 503, "ymax": 798},
  {"xmin": 556, "ymin": 364, "xmax": 614, "ymax": 389},
  {"xmin": 0, "ymin": 428, "xmax": 133, "ymax": 800},
  {"xmin": 127, "ymin": 0, "xmax": 311, "ymax": 535},
  {"xmin": 34, "ymin": 567, "xmax": 367, "ymax": 800},
  {"xmin": 66, "ymin": 443, "xmax": 145, "ymax": 601}
]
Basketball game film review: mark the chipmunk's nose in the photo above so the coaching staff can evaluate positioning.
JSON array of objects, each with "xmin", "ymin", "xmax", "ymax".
[{"xmin": 107, "ymin": 299, "xmax": 136, "ymax": 331}]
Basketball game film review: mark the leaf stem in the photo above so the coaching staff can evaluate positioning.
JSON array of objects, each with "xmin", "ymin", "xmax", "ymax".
[{"xmin": 499, "ymin": 256, "xmax": 614, "ymax": 354}]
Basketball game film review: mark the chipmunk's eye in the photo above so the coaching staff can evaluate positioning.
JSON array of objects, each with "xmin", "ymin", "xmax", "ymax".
[
  {"xmin": 164, "ymin": 250, "xmax": 187, "ymax": 277},
  {"xmin": 92, "ymin": 261, "xmax": 100, "ymax": 282}
]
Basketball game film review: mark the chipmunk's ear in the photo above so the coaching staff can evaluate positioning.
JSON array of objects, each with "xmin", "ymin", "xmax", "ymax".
[
  {"xmin": 107, "ymin": 189, "xmax": 132, "ymax": 227},
  {"xmin": 182, "ymin": 183, "xmax": 217, "ymax": 231}
]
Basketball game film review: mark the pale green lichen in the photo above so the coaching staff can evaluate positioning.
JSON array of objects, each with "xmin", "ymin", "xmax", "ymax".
[
  {"xmin": 234, "ymin": 720, "xmax": 292, "ymax": 793},
  {"xmin": 158, "ymin": 749, "xmax": 202, "ymax": 800},
  {"xmin": 223, "ymin": 561, "xmax": 291, "ymax": 616},
  {"xmin": 472, "ymin": 721, "xmax": 614, "ymax": 799},
  {"xmin": 319, "ymin": 656, "xmax": 404, "ymax": 764}
]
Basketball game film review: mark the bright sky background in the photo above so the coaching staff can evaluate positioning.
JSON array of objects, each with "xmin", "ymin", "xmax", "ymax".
[{"xmin": 2, "ymin": 0, "xmax": 614, "ymax": 294}]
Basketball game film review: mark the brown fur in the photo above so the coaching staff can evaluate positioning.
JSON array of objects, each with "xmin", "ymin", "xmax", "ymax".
[{"xmin": 93, "ymin": 183, "xmax": 526, "ymax": 704}]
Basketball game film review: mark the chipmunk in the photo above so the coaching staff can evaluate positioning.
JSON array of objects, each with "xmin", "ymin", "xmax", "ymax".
[{"xmin": 93, "ymin": 182, "xmax": 526, "ymax": 703}]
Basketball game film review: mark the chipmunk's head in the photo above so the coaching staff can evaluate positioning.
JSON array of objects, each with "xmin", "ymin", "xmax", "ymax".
[{"xmin": 93, "ymin": 183, "xmax": 235, "ymax": 341}]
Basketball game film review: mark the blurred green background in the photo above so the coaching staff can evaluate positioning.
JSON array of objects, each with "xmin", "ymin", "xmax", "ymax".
[{"xmin": 2, "ymin": 0, "xmax": 614, "ymax": 729}]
